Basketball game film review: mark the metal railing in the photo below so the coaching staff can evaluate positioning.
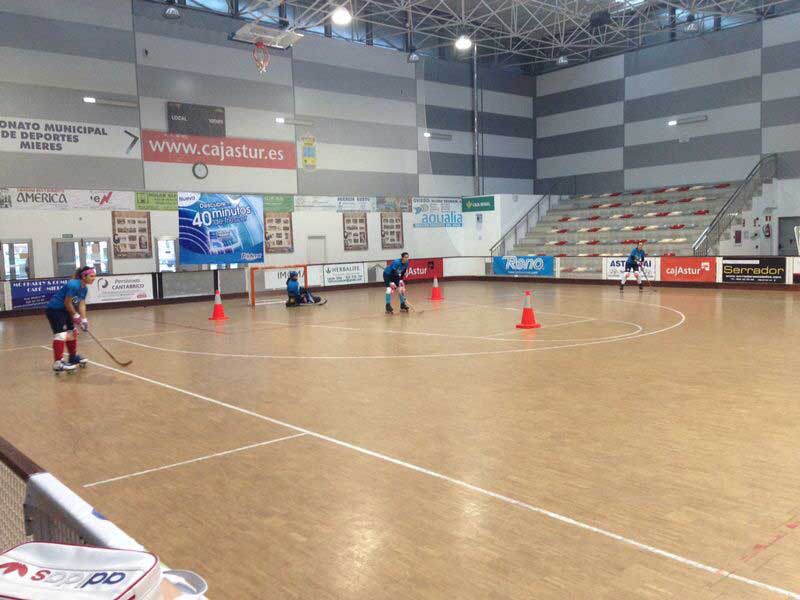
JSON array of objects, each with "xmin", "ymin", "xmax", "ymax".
[
  {"xmin": 490, "ymin": 179, "xmax": 574, "ymax": 257},
  {"xmin": 692, "ymin": 154, "xmax": 777, "ymax": 256}
]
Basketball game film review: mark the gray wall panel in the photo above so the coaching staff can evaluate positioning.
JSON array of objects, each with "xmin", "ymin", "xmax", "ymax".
[
  {"xmin": 301, "ymin": 116, "xmax": 418, "ymax": 149},
  {"xmin": 0, "ymin": 0, "xmax": 133, "ymax": 30},
  {"xmin": 0, "ymin": 12, "xmax": 135, "ymax": 62},
  {"xmin": 418, "ymin": 152, "xmax": 472, "ymax": 176},
  {"xmin": 479, "ymin": 112, "xmax": 536, "ymax": 138},
  {"xmin": 625, "ymin": 23, "xmax": 761, "ymax": 76},
  {"xmin": 293, "ymin": 60, "xmax": 416, "ymax": 101},
  {"xmin": 137, "ymin": 66, "xmax": 295, "ymax": 113},
  {"xmin": 776, "ymin": 150, "xmax": 800, "ymax": 178},
  {"xmin": 762, "ymin": 40, "xmax": 800, "ymax": 74},
  {"xmin": 480, "ymin": 156, "xmax": 535, "ymax": 179},
  {"xmin": 762, "ymin": 97, "xmax": 800, "ymax": 128},
  {"xmin": 624, "ymin": 129, "xmax": 762, "ymax": 169},
  {"xmin": 624, "ymin": 77, "xmax": 761, "ymax": 123},
  {"xmin": 0, "ymin": 83, "xmax": 140, "ymax": 126},
  {"xmin": 534, "ymin": 80, "xmax": 624, "ymax": 117},
  {"xmin": 0, "ymin": 153, "xmax": 144, "ymax": 188},
  {"xmin": 419, "ymin": 105, "xmax": 472, "ymax": 132},
  {"xmin": 298, "ymin": 171, "xmax": 418, "ymax": 195},
  {"xmin": 536, "ymin": 171, "xmax": 623, "ymax": 195},
  {"xmin": 535, "ymin": 126, "xmax": 624, "ymax": 159},
  {"xmin": 416, "ymin": 59, "xmax": 471, "ymax": 88}
]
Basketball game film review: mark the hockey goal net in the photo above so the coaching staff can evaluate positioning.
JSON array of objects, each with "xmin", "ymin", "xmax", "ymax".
[{"xmin": 248, "ymin": 264, "xmax": 308, "ymax": 306}]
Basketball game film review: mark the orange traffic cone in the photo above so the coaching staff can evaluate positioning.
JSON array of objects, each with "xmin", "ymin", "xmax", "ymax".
[
  {"xmin": 430, "ymin": 277, "xmax": 443, "ymax": 301},
  {"xmin": 515, "ymin": 290, "xmax": 540, "ymax": 329},
  {"xmin": 208, "ymin": 289, "xmax": 229, "ymax": 321}
]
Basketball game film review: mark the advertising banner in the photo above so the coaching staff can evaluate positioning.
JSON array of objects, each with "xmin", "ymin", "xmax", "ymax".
[
  {"xmin": 376, "ymin": 197, "xmax": 412, "ymax": 212},
  {"xmin": 722, "ymin": 257, "xmax": 786, "ymax": 283},
  {"xmin": 462, "ymin": 196, "xmax": 495, "ymax": 212},
  {"xmin": 263, "ymin": 266, "xmax": 305, "ymax": 290},
  {"xmin": 412, "ymin": 198, "xmax": 462, "ymax": 228},
  {"xmin": 337, "ymin": 197, "xmax": 376, "ymax": 212},
  {"xmin": 142, "ymin": 131, "xmax": 296, "ymax": 170},
  {"xmin": 178, "ymin": 193, "xmax": 264, "ymax": 264},
  {"xmin": 263, "ymin": 195, "xmax": 294, "ymax": 212},
  {"xmin": 603, "ymin": 257, "xmax": 658, "ymax": 281},
  {"xmin": 87, "ymin": 274, "xmax": 153, "ymax": 304},
  {"xmin": 660, "ymin": 257, "xmax": 716, "ymax": 282},
  {"xmin": 112, "ymin": 211, "xmax": 153, "ymax": 259},
  {"xmin": 795, "ymin": 256, "xmax": 800, "ymax": 284},
  {"xmin": 0, "ymin": 188, "xmax": 134, "ymax": 210},
  {"xmin": 0, "ymin": 116, "xmax": 140, "ymax": 159},
  {"xmin": 167, "ymin": 102, "xmax": 225, "ymax": 137},
  {"xmin": 135, "ymin": 192, "xmax": 177, "ymax": 211},
  {"xmin": 293, "ymin": 196, "xmax": 338, "ymax": 211},
  {"xmin": 492, "ymin": 256, "xmax": 554, "ymax": 276},
  {"xmin": 388, "ymin": 258, "xmax": 444, "ymax": 281},
  {"xmin": 10, "ymin": 278, "xmax": 70, "ymax": 309},
  {"xmin": 323, "ymin": 262, "xmax": 366, "ymax": 286}
]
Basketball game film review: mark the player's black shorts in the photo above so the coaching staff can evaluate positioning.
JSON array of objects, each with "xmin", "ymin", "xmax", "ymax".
[
  {"xmin": 624, "ymin": 261, "xmax": 641, "ymax": 272},
  {"xmin": 45, "ymin": 308, "xmax": 74, "ymax": 334},
  {"xmin": 383, "ymin": 274, "xmax": 401, "ymax": 287}
]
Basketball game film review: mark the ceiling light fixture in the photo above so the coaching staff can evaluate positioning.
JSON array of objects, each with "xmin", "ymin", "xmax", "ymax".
[
  {"xmin": 454, "ymin": 35, "xmax": 472, "ymax": 51},
  {"xmin": 331, "ymin": 6, "xmax": 352, "ymax": 25}
]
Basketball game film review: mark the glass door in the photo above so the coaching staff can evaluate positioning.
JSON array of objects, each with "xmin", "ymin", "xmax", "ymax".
[
  {"xmin": 1, "ymin": 239, "xmax": 33, "ymax": 280},
  {"xmin": 81, "ymin": 238, "xmax": 112, "ymax": 274},
  {"xmin": 52, "ymin": 239, "xmax": 80, "ymax": 277}
]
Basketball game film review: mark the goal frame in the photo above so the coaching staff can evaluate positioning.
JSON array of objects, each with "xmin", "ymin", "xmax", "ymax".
[{"xmin": 248, "ymin": 264, "xmax": 308, "ymax": 306}]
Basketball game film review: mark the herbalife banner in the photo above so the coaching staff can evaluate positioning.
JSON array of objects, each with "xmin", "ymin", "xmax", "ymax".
[
  {"xmin": 0, "ymin": 116, "xmax": 140, "ymax": 158},
  {"xmin": 323, "ymin": 262, "xmax": 366, "ymax": 286},
  {"xmin": 0, "ymin": 188, "xmax": 134, "ymax": 210},
  {"xmin": 412, "ymin": 198, "xmax": 462, "ymax": 228},
  {"xmin": 178, "ymin": 193, "xmax": 264, "ymax": 264}
]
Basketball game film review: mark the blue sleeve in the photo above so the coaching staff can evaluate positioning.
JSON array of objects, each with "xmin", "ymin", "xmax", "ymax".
[{"xmin": 66, "ymin": 279, "xmax": 83, "ymax": 299}]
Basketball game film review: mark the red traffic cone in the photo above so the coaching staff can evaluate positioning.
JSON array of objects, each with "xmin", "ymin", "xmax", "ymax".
[
  {"xmin": 515, "ymin": 291, "xmax": 540, "ymax": 329},
  {"xmin": 430, "ymin": 277, "xmax": 443, "ymax": 301},
  {"xmin": 208, "ymin": 289, "xmax": 229, "ymax": 321}
]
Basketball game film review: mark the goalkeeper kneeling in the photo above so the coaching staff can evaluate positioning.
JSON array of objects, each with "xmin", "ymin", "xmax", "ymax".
[{"xmin": 286, "ymin": 271, "xmax": 324, "ymax": 307}]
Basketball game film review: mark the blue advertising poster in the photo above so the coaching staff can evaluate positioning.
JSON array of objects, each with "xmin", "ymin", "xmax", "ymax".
[
  {"xmin": 11, "ymin": 278, "xmax": 70, "ymax": 309},
  {"xmin": 178, "ymin": 193, "xmax": 264, "ymax": 264},
  {"xmin": 493, "ymin": 256, "xmax": 555, "ymax": 277}
]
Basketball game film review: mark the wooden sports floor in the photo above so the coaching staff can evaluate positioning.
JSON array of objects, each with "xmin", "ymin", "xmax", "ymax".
[{"xmin": 2, "ymin": 280, "xmax": 799, "ymax": 599}]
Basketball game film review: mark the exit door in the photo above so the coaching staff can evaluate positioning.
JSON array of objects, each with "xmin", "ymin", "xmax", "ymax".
[
  {"xmin": 1, "ymin": 239, "xmax": 34, "ymax": 280},
  {"xmin": 778, "ymin": 217, "xmax": 800, "ymax": 256}
]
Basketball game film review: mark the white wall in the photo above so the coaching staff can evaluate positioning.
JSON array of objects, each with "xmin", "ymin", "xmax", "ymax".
[
  {"xmin": 0, "ymin": 194, "xmax": 542, "ymax": 278},
  {"xmin": 718, "ymin": 178, "xmax": 800, "ymax": 256}
]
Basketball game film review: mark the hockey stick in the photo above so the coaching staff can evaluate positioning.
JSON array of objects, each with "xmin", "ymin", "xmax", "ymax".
[
  {"xmin": 84, "ymin": 328, "xmax": 133, "ymax": 367},
  {"xmin": 639, "ymin": 263, "xmax": 657, "ymax": 292}
]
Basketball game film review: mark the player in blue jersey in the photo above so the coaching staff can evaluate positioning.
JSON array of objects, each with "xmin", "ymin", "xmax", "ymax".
[
  {"xmin": 286, "ymin": 271, "xmax": 323, "ymax": 306},
  {"xmin": 620, "ymin": 241, "xmax": 646, "ymax": 292},
  {"xmin": 384, "ymin": 252, "xmax": 410, "ymax": 314},
  {"xmin": 45, "ymin": 266, "xmax": 95, "ymax": 371}
]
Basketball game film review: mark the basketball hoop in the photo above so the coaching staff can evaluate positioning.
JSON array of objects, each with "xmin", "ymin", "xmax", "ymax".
[{"xmin": 253, "ymin": 41, "xmax": 270, "ymax": 73}]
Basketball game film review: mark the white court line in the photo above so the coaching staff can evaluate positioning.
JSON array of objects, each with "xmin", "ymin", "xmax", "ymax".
[
  {"xmin": 77, "ymin": 357, "xmax": 800, "ymax": 600},
  {"xmin": 312, "ymin": 324, "xmax": 362, "ymax": 331},
  {"xmin": 83, "ymin": 433, "xmax": 306, "ymax": 488}
]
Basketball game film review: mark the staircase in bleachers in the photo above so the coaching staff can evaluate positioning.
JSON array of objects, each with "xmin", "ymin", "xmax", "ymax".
[{"xmin": 509, "ymin": 183, "xmax": 738, "ymax": 276}]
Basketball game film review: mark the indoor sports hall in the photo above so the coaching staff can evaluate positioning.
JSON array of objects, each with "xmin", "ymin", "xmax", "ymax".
[{"xmin": 1, "ymin": 1, "xmax": 800, "ymax": 599}]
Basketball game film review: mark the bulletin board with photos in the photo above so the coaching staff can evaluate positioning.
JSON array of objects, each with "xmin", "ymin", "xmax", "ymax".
[
  {"xmin": 343, "ymin": 212, "xmax": 368, "ymax": 251},
  {"xmin": 380, "ymin": 212, "xmax": 404, "ymax": 249},
  {"xmin": 111, "ymin": 210, "xmax": 152, "ymax": 259},
  {"xmin": 265, "ymin": 212, "xmax": 294, "ymax": 253}
]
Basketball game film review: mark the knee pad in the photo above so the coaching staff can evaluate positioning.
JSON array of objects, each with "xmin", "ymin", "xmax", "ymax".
[
  {"xmin": 386, "ymin": 286, "xmax": 393, "ymax": 295},
  {"xmin": 54, "ymin": 332, "xmax": 68, "ymax": 341}
]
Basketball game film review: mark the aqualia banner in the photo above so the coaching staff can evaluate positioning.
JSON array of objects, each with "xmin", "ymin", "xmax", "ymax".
[
  {"xmin": 178, "ymin": 193, "xmax": 264, "ymax": 264},
  {"xmin": 493, "ymin": 256, "xmax": 554, "ymax": 277}
]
